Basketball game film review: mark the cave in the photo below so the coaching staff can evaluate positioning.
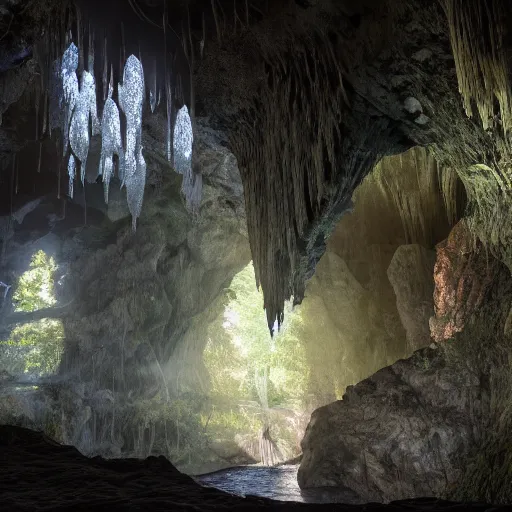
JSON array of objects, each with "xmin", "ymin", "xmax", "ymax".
[{"xmin": 1, "ymin": 0, "xmax": 512, "ymax": 510}]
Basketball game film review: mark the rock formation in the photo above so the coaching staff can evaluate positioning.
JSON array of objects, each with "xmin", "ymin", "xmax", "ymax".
[
  {"xmin": 298, "ymin": 220, "xmax": 512, "ymax": 504},
  {"xmin": 429, "ymin": 221, "xmax": 498, "ymax": 343},
  {"xmin": 298, "ymin": 343, "xmax": 487, "ymax": 502},
  {"xmin": 1, "ymin": 0, "xmax": 512, "ymax": 507},
  {"xmin": 388, "ymin": 245, "xmax": 436, "ymax": 352}
]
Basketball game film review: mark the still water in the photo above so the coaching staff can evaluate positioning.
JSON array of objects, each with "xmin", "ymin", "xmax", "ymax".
[{"xmin": 196, "ymin": 465, "xmax": 353, "ymax": 503}]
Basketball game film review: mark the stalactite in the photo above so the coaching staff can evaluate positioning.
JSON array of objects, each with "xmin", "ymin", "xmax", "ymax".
[
  {"xmin": 37, "ymin": 142, "xmax": 42, "ymax": 174},
  {"xmin": 231, "ymin": 39, "xmax": 351, "ymax": 332},
  {"xmin": 40, "ymin": 2, "xmax": 200, "ymax": 232},
  {"xmin": 68, "ymin": 153, "xmax": 76, "ymax": 198},
  {"xmin": 61, "ymin": 43, "xmax": 79, "ymax": 157},
  {"xmin": 173, "ymin": 105, "xmax": 193, "ymax": 176},
  {"xmin": 149, "ymin": 57, "xmax": 157, "ymax": 114},
  {"xmin": 69, "ymin": 71, "xmax": 97, "ymax": 183},
  {"xmin": 443, "ymin": 0, "xmax": 512, "ymax": 136},
  {"xmin": 118, "ymin": 55, "xmax": 145, "ymax": 229},
  {"xmin": 371, "ymin": 147, "xmax": 462, "ymax": 248},
  {"xmin": 99, "ymin": 97, "xmax": 123, "ymax": 202}
]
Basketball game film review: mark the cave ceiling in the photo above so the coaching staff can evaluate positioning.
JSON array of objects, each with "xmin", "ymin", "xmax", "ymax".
[{"xmin": 0, "ymin": 0, "xmax": 511, "ymax": 332}]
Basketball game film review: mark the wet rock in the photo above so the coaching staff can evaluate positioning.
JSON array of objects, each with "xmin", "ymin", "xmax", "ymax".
[{"xmin": 298, "ymin": 344, "xmax": 487, "ymax": 503}]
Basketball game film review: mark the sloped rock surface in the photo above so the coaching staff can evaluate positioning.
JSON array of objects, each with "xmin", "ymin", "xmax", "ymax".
[
  {"xmin": 388, "ymin": 245, "xmax": 436, "ymax": 352},
  {"xmin": 298, "ymin": 345, "xmax": 487, "ymax": 503}
]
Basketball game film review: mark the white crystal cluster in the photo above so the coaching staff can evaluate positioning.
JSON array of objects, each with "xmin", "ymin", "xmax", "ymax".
[{"xmin": 57, "ymin": 42, "xmax": 201, "ymax": 229}]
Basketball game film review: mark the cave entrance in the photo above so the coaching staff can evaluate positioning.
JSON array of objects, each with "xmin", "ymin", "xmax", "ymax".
[
  {"xmin": 195, "ymin": 147, "xmax": 467, "ymax": 474},
  {"xmin": 0, "ymin": 250, "xmax": 64, "ymax": 426},
  {"xmin": 203, "ymin": 262, "xmax": 307, "ymax": 467}
]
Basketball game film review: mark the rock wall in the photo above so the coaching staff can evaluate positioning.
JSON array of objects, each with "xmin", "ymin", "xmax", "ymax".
[
  {"xmin": 298, "ymin": 218, "xmax": 512, "ymax": 503},
  {"xmin": 298, "ymin": 344, "xmax": 488, "ymax": 503},
  {"xmin": 0, "ymin": 113, "xmax": 251, "ymax": 469},
  {"xmin": 429, "ymin": 220, "xmax": 498, "ymax": 343},
  {"xmin": 296, "ymin": 147, "xmax": 463, "ymax": 405}
]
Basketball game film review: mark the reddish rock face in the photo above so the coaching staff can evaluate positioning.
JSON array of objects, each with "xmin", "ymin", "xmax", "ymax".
[{"xmin": 430, "ymin": 220, "xmax": 498, "ymax": 342}]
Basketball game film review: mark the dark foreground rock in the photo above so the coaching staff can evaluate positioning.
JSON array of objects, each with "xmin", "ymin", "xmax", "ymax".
[
  {"xmin": 0, "ymin": 426, "xmax": 507, "ymax": 512},
  {"xmin": 0, "ymin": 425, "xmax": 506, "ymax": 512},
  {"xmin": 298, "ymin": 345, "xmax": 487, "ymax": 503}
]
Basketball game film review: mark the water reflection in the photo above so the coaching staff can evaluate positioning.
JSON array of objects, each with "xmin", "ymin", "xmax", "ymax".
[{"xmin": 196, "ymin": 465, "xmax": 355, "ymax": 504}]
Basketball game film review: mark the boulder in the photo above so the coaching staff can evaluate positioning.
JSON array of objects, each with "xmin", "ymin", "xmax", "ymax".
[{"xmin": 298, "ymin": 344, "xmax": 487, "ymax": 503}]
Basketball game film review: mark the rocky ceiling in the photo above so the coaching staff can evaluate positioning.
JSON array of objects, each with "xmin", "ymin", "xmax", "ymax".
[{"xmin": 1, "ymin": 0, "xmax": 511, "ymax": 332}]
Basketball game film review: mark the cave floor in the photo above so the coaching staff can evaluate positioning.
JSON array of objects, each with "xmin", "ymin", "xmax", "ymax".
[{"xmin": 0, "ymin": 426, "xmax": 506, "ymax": 511}]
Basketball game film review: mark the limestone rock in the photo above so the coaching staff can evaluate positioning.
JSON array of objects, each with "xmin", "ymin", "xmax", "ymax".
[
  {"xmin": 429, "ymin": 221, "xmax": 499, "ymax": 342},
  {"xmin": 387, "ymin": 245, "xmax": 436, "ymax": 352},
  {"xmin": 298, "ymin": 345, "xmax": 487, "ymax": 503}
]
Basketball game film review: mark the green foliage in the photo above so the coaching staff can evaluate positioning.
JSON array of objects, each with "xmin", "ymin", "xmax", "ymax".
[
  {"xmin": 203, "ymin": 263, "xmax": 309, "ymax": 460},
  {"xmin": 13, "ymin": 250, "xmax": 57, "ymax": 312},
  {"xmin": 1, "ymin": 251, "xmax": 63, "ymax": 376},
  {"xmin": 0, "ymin": 320, "xmax": 64, "ymax": 375},
  {"xmin": 209, "ymin": 263, "xmax": 309, "ymax": 403}
]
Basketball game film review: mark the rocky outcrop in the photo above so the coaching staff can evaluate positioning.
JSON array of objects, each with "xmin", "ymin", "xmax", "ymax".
[
  {"xmin": 296, "ymin": 149, "xmax": 461, "ymax": 406},
  {"xmin": 0, "ymin": 112, "xmax": 250, "ymax": 468},
  {"xmin": 429, "ymin": 221, "xmax": 499, "ymax": 342},
  {"xmin": 298, "ymin": 344, "xmax": 488, "ymax": 503},
  {"xmin": 297, "ymin": 220, "xmax": 512, "ymax": 505},
  {"xmin": 388, "ymin": 245, "xmax": 436, "ymax": 352}
]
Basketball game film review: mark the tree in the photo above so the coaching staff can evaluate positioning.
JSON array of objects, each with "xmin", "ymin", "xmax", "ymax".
[
  {"xmin": 0, "ymin": 250, "xmax": 64, "ymax": 377},
  {"xmin": 203, "ymin": 263, "xmax": 309, "ymax": 464}
]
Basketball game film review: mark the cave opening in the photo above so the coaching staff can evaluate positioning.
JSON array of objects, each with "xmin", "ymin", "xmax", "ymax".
[{"xmin": 2, "ymin": 0, "xmax": 512, "ymax": 510}]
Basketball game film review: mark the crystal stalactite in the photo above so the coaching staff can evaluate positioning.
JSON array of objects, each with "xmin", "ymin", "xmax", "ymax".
[
  {"xmin": 69, "ymin": 70, "xmax": 100, "ymax": 185},
  {"xmin": 100, "ymin": 98, "xmax": 123, "ymax": 202},
  {"xmin": 61, "ymin": 43, "xmax": 79, "ymax": 157},
  {"xmin": 118, "ymin": 55, "xmax": 145, "ymax": 228},
  {"xmin": 54, "ymin": 40, "xmax": 201, "ymax": 220},
  {"xmin": 82, "ymin": 70, "xmax": 100, "ymax": 136},
  {"xmin": 69, "ymin": 72, "xmax": 92, "ymax": 184},
  {"xmin": 174, "ymin": 105, "xmax": 200, "ymax": 211},
  {"xmin": 125, "ymin": 147, "xmax": 147, "ymax": 231},
  {"xmin": 173, "ymin": 105, "xmax": 193, "ymax": 175},
  {"xmin": 68, "ymin": 154, "xmax": 76, "ymax": 198}
]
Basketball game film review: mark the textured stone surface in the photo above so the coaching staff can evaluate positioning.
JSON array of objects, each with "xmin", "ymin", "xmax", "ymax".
[
  {"xmin": 298, "ymin": 344, "xmax": 487, "ymax": 503},
  {"xmin": 388, "ymin": 245, "xmax": 436, "ymax": 352},
  {"xmin": 429, "ymin": 221, "xmax": 499, "ymax": 342},
  {"xmin": 0, "ymin": 114, "xmax": 251, "ymax": 471}
]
